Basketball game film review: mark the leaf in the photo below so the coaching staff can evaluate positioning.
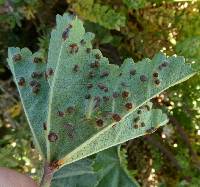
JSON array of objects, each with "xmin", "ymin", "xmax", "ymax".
[
  {"xmin": 7, "ymin": 48, "xmax": 49, "ymax": 157},
  {"xmin": 60, "ymin": 103, "xmax": 168, "ymax": 165},
  {"xmin": 93, "ymin": 147, "xmax": 140, "ymax": 187},
  {"xmin": 45, "ymin": 14, "xmax": 194, "ymax": 165},
  {"xmin": 51, "ymin": 159, "xmax": 97, "ymax": 187}
]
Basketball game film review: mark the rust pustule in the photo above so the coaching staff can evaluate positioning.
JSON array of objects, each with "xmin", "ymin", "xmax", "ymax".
[
  {"xmin": 32, "ymin": 85, "xmax": 40, "ymax": 94},
  {"xmin": 133, "ymin": 124, "xmax": 139, "ymax": 129},
  {"xmin": 47, "ymin": 68, "xmax": 54, "ymax": 76},
  {"xmin": 90, "ymin": 60, "xmax": 99, "ymax": 68},
  {"xmin": 154, "ymin": 79, "xmax": 160, "ymax": 86},
  {"xmin": 96, "ymin": 119, "xmax": 104, "ymax": 127},
  {"xmin": 153, "ymin": 72, "xmax": 159, "ymax": 78},
  {"xmin": 69, "ymin": 43, "xmax": 79, "ymax": 54},
  {"xmin": 122, "ymin": 91, "xmax": 129, "ymax": 98},
  {"xmin": 112, "ymin": 113, "xmax": 121, "ymax": 122},
  {"xmin": 48, "ymin": 132, "xmax": 58, "ymax": 142},
  {"xmin": 13, "ymin": 54, "xmax": 22, "ymax": 62},
  {"xmin": 125, "ymin": 103, "xmax": 133, "ymax": 110},
  {"xmin": 29, "ymin": 80, "xmax": 39, "ymax": 87},
  {"xmin": 18, "ymin": 77, "xmax": 25, "ymax": 86}
]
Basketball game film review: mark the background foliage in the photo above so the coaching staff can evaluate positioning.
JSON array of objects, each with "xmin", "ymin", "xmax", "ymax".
[{"xmin": 0, "ymin": 0, "xmax": 199, "ymax": 186}]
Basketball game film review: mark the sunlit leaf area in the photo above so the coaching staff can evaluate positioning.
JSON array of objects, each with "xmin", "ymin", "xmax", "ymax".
[{"xmin": 0, "ymin": 0, "xmax": 199, "ymax": 186}]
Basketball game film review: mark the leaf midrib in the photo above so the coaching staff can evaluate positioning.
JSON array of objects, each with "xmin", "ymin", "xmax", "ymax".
[{"xmin": 46, "ymin": 43, "xmax": 65, "ymax": 161}]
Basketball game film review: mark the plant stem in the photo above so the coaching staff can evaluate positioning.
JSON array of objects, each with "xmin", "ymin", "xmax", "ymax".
[{"xmin": 40, "ymin": 162, "xmax": 54, "ymax": 187}]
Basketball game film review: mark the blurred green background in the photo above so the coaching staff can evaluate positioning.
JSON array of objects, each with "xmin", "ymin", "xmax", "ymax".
[{"xmin": 0, "ymin": 0, "xmax": 199, "ymax": 186}]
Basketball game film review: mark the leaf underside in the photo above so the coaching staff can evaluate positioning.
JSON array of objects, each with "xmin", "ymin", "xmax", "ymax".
[
  {"xmin": 7, "ymin": 13, "xmax": 195, "ymax": 167},
  {"xmin": 7, "ymin": 48, "xmax": 49, "ymax": 157}
]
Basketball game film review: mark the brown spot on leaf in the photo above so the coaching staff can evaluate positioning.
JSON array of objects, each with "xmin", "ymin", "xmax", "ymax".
[
  {"xmin": 96, "ymin": 119, "xmax": 104, "ymax": 127},
  {"xmin": 153, "ymin": 72, "xmax": 159, "ymax": 78},
  {"xmin": 154, "ymin": 79, "xmax": 160, "ymax": 86},
  {"xmin": 32, "ymin": 85, "xmax": 40, "ymax": 94},
  {"xmin": 69, "ymin": 43, "xmax": 79, "ymax": 54},
  {"xmin": 133, "ymin": 124, "xmax": 139, "ymax": 129},
  {"xmin": 125, "ymin": 103, "xmax": 133, "ymax": 110},
  {"xmin": 122, "ymin": 91, "xmax": 129, "ymax": 98},
  {"xmin": 112, "ymin": 113, "xmax": 121, "ymax": 122},
  {"xmin": 18, "ymin": 77, "xmax": 25, "ymax": 86},
  {"xmin": 48, "ymin": 132, "xmax": 58, "ymax": 142},
  {"xmin": 13, "ymin": 54, "xmax": 22, "ymax": 62},
  {"xmin": 47, "ymin": 68, "xmax": 54, "ymax": 76},
  {"xmin": 90, "ymin": 61, "xmax": 99, "ymax": 68}
]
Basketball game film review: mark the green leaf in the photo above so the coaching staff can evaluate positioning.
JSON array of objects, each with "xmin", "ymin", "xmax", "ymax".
[
  {"xmin": 45, "ymin": 14, "xmax": 194, "ymax": 165},
  {"xmin": 7, "ymin": 47, "xmax": 49, "ymax": 157},
  {"xmin": 60, "ymin": 103, "xmax": 168, "ymax": 165},
  {"xmin": 93, "ymin": 147, "xmax": 140, "ymax": 187},
  {"xmin": 51, "ymin": 159, "xmax": 97, "ymax": 187}
]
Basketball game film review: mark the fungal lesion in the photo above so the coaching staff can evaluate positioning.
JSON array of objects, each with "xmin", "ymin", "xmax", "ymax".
[{"xmin": 12, "ymin": 53, "xmax": 22, "ymax": 62}]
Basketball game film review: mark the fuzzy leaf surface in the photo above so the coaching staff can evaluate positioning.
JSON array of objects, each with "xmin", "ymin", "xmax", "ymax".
[
  {"xmin": 7, "ymin": 48, "xmax": 49, "ymax": 157},
  {"xmin": 60, "ymin": 103, "xmax": 168, "ymax": 166},
  {"xmin": 46, "ymin": 14, "xmax": 194, "ymax": 164}
]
